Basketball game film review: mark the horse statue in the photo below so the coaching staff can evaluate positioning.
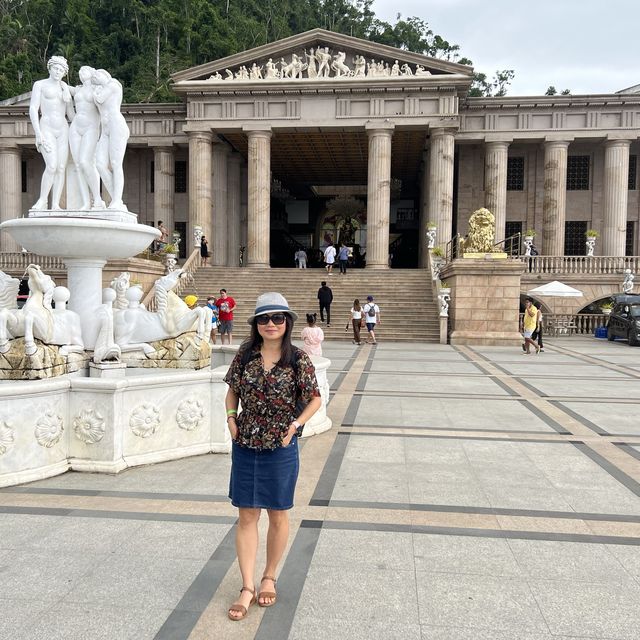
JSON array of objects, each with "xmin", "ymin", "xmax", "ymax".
[
  {"xmin": 0, "ymin": 265, "xmax": 84, "ymax": 356},
  {"xmin": 111, "ymin": 269, "xmax": 212, "ymax": 352}
]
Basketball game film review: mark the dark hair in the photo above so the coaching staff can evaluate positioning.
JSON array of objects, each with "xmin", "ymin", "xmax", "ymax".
[
  {"xmin": 353, "ymin": 298, "xmax": 361, "ymax": 311},
  {"xmin": 239, "ymin": 313, "xmax": 296, "ymax": 368},
  {"xmin": 220, "ymin": 288, "xmax": 226, "ymax": 293},
  {"xmin": 157, "ymin": 220, "xmax": 163, "ymax": 225},
  {"xmin": 525, "ymin": 297, "xmax": 534, "ymax": 303},
  {"xmin": 321, "ymin": 281, "xmax": 326, "ymax": 287},
  {"xmin": 306, "ymin": 313, "xmax": 317, "ymax": 325}
]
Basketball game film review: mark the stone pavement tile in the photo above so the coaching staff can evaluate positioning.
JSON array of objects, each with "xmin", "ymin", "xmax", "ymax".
[
  {"xmin": 419, "ymin": 627, "xmax": 599, "ymax": 640},
  {"xmin": 115, "ymin": 521, "xmax": 232, "ymax": 560},
  {"xmin": 362, "ymin": 372, "xmax": 511, "ymax": 396},
  {"xmin": 605, "ymin": 544, "xmax": 640, "ymax": 582},
  {"xmin": 343, "ymin": 434, "xmax": 406, "ymax": 463},
  {"xmin": 0, "ymin": 514, "xmax": 66, "ymax": 549},
  {"xmin": 482, "ymin": 484, "xmax": 576, "ymax": 512},
  {"xmin": 522, "ymin": 377, "xmax": 640, "ymax": 399},
  {"xmin": 407, "ymin": 461, "xmax": 480, "ymax": 485},
  {"xmin": 369, "ymin": 360, "xmax": 481, "ymax": 374},
  {"xmin": 560, "ymin": 401, "xmax": 640, "ymax": 436},
  {"xmin": 412, "ymin": 534, "xmax": 522, "ymax": 577},
  {"xmin": 496, "ymin": 363, "xmax": 630, "ymax": 379},
  {"xmin": 324, "ymin": 507, "xmax": 413, "ymax": 526},
  {"xmin": 311, "ymin": 529, "xmax": 414, "ymax": 571},
  {"xmin": 332, "ymin": 461, "xmax": 409, "ymax": 502},
  {"xmin": 290, "ymin": 618, "xmax": 421, "ymax": 640},
  {"xmin": 410, "ymin": 511, "xmax": 500, "ymax": 530},
  {"xmin": 495, "ymin": 515, "xmax": 594, "ymax": 535},
  {"xmin": 586, "ymin": 520, "xmax": 640, "ymax": 538},
  {"xmin": 528, "ymin": 578, "xmax": 640, "ymax": 638},
  {"xmin": 558, "ymin": 488, "xmax": 640, "ymax": 516},
  {"xmin": 64, "ymin": 554, "xmax": 205, "ymax": 609},
  {"xmin": 507, "ymin": 539, "xmax": 637, "ymax": 583},
  {"xmin": 27, "ymin": 603, "xmax": 172, "ymax": 640},
  {"xmin": 295, "ymin": 564, "xmax": 419, "ymax": 623},
  {"xmin": 0, "ymin": 597, "xmax": 52, "ymax": 640},
  {"xmin": 408, "ymin": 480, "xmax": 493, "ymax": 508},
  {"xmin": 415, "ymin": 572, "xmax": 549, "ymax": 634},
  {"xmin": 0, "ymin": 549, "xmax": 107, "ymax": 602},
  {"xmin": 403, "ymin": 438, "xmax": 475, "ymax": 465}
]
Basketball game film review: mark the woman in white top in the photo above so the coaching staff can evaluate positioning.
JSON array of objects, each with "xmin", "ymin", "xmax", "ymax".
[
  {"xmin": 349, "ymin": 298, "xmax": 363, "ymax": 345},
  {"xmin": 323, "ymin": 243, "xmax": 336, "ymax": 274}
]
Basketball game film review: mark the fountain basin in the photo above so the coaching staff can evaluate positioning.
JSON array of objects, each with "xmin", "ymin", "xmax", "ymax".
[{"xmin": 0, "ymin": 217, "xmax": 160, "ymax": 259}]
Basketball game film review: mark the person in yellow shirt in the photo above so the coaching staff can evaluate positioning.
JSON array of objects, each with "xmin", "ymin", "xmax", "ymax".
[{"xmin": 521, "ymin": 297, "xmax": 540, "ymax": 354}]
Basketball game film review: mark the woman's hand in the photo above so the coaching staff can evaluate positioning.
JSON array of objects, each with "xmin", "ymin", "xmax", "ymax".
[
  {"xmin": 282, "ymin": 423, "xmax": 297, "ymax": 447},
  {"xmin": 227, "ymin": 416, "xmax": 238, "ymax": 441}
]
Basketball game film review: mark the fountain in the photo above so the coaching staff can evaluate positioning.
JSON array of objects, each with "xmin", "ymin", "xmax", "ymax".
[{"xmin": 0, "ymin": 59, "xmax": 332, "ymax": 487}]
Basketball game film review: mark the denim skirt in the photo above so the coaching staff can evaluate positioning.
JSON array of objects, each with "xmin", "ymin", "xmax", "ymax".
[{"xmin": 229, "ymin": 437, "xmax": 299, "ymax": 510}]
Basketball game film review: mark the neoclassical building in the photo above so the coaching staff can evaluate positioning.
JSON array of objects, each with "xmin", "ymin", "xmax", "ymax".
[{"xmin": 1, "ymin": 28, "xmax": 639, "ymax": 267}]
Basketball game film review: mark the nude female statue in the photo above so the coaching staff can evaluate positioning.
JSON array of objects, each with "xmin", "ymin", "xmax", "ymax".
[
  {"xmin": 29, "ymin": 56, "xmax": 74, "ymax": 210},
  {"xmin": 69, "ymin": 66, "xmax": 105, "ymax": 210},
  {"xmin": 92, "ymin": 69, "xmax": 130, "ymax": 210}
]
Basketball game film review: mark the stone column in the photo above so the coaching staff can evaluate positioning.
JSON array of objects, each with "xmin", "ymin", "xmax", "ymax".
[
  {"xmin": 542, "ymin": 140, "xmax": 570, "ymax": 255},
  {"xmin": 227, "ymin": 152, "xmax": 242, "ymax": 266},
  {"xmin": 245, "ymin": 128, "xmax": 271, "ymax": 268},
  {"xmin": 0, "ymin": 145, "xmax": 22, "ymax": 252},
  {"xmin": 365, "ymin": 122, "xmax": 394, "ymax": 269},
  {"xmin": 427, "ymin": 128, "xmax": 456, "ymax": 248},
  {"xmin": 153, "ymin": 146, "xmax": 175, "ymax": 237},
  {"xmin": 484, "ymin": 141, "xmax": 509, "ymax": 244},
  {"xmin": 418, "ymin": 148, "xmax": 430, "ymax": 268},
  {"xmin": 187, "ymin": 131, "xmax": 213, "ymax": 252},
  {"xmin": 602, "ymin": 139, "xmax": 631, "ymax": 256},
  {"xmin": 240, "ymin": 164, "xmax": 248, "ymax": 253},
  {"xmin": 211, "ymin": 142, "xmax": 229, "ymax": 266}
]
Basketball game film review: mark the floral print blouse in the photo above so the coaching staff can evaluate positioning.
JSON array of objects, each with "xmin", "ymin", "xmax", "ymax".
[{"xmin": 224, "ymin": 347, "xmax": 321, "ymax": 450}]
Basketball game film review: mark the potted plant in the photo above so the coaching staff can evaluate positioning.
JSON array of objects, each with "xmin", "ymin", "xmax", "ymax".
[
  {"xmin": 524, "ymin": 229, "xmax": 536, "ymax": 239},
  {"xmin": 585, "ymin": 229, "xmax": 599, "ymax": 238},
  {"xmin": 162, "ymin": 243, "xmax": 177, "ymax": 256},
  {"xmin": 585, "ymin": 230, "xmax": 599, "ymax": 256},
  {"xmin": 439, "ymin": 280, "xmax": 451, "ymax": 293},
  {"xmin": 431, "ymin": 246, "xmax": 444, "ymax": 257},
  {"xmin": 600, "ymin": 301, "xmax": 613, "ymax": 315},
  {"xmin": 427, "ymin": 220, "xmax": 437, "ymax": 230}
]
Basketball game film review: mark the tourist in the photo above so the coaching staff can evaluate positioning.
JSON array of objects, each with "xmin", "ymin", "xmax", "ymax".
[
  {"xmin": 29, "ymin": 56, "xmax": 74, "ymax": 211},
  {"xmin": 206, "ymin": 296, "xmax": 219, "ymax": 345},
  {"xmin": 317, "ymin": 281, "xmax": 333, "ymax": 327},
  {"xmin": 363, "ymin": 295, "xmax": 380, "ymax": 344},
  {"xmin": 216, "ymin": 288, "xmax": 236, "ymax": 345},
  {"xmin": 521, "ymin": 297, "xmax": 540, "ymax": 354},
  {"xmin": 301, "ymin": 313, "xmax": 324, "ymax": 356},
  {"xmin": 348, "ymin": 298, "xmax": 364, "ymax": 345},
  {"xmin": 92, "ymin": 68, "xmax": 129, "ymax": 210},
  {"xmin": 294, "ymin": 247, "xmax": 307, "ymax": 269},
  {"xmin": 533, "ymin": 305, "xmax": 544, "ymax": 352},
  {"xmin": 224, "ymin": 292, "xmax": 321, "ymax": 620},
  {"xmin": 323, "ymin": 242, "xmax": 336, "ymax": 275},
  {"xmin": 338, "ymin": 242, "xmax": 349, "ymax": 275},
  {"xmin": 200, "ymin": 236, "xmax": 210, "ymax": 266},
  {"xmin": 184, "ymin": 294, "xmax": 198, "ymax": 310}
]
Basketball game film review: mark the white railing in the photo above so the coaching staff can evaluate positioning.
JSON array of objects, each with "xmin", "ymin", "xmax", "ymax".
[
  {"xmin": 520, "ymin": 255, "xmax": 640, "ymax": 275},
  {"xmin": 519, "ymin": 313, "xmax": 607, "ymax": 337},
  {"xmin": 0, "ymin": 252, "xmax": 65, "ymax": 272},
  {"xmin": 142, "ymin": 249, "xmax": 200, "ymax": 311}
]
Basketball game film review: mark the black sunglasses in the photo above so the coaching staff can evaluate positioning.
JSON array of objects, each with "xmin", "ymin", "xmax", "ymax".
[{"xmin": 256, "ymin": 313, "xmax": 287, "ymax": 325}]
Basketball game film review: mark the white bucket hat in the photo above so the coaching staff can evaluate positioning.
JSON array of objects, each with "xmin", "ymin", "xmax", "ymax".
[{"xmin": 247, "ymin": 292, "xmax": 298, "ymax": 324}]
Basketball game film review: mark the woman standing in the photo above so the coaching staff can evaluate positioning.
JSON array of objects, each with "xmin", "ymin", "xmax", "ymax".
[
  {"xmin": 349, "ymin": 298, "xmax": 363, "ymax": 345},
  {"xmin": 224, "ymin": 292, "xmax": 321, "ymax": 621},
  {"xmin": 300, "ymin": 313, "xmax": 324, "ymax": 356},
  {"xmin": 200, "ymin": 236, "xmax": 210, "ymax": 266}
]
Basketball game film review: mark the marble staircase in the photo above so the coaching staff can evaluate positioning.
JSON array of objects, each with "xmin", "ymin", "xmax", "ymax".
[{"xmin": 183, "ymin": 267, "xmax": 440, "ymax": 342}]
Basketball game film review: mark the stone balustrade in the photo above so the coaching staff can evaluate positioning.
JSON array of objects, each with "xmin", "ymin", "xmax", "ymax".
[
  {"xmin": 520, "ymin": 256, "xmax": 640, "ymax": 275},
  {"xmin": 0, "ymin": 252, "xmax": 65, "ymax": 272},
  {"xmin": 143, "ymin": 248, "xmax": 200, "ymax": 311}
]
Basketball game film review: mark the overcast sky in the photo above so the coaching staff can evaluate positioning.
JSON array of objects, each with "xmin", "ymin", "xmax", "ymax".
[{"xmin": 371, "ymin": 0, "xmax": 638, "ymax": 96}]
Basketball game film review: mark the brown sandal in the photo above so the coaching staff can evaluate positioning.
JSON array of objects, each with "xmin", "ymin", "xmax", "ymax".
[
  {"xmin": 228, "ymin": 586, "xmax": 256, "ymax": 621},
  {"xmin": 258, "ymin": 575, "xmax": 277, "ymax": 607}
]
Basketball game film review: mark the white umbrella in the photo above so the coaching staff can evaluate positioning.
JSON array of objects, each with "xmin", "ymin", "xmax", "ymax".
[{"xmin": 527, "ymin": 281, "xmax": 583, "ymax": 297}]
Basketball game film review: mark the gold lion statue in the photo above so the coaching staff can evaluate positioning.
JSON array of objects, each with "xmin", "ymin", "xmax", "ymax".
[{"xmin": 460, "ymin": 207, "xmax": 496, "ymax": 253}]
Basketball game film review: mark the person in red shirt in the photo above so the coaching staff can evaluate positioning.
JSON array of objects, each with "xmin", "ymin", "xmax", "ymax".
[{"xmin": 215, "ymin": 288, "xmax": 237, "ymax": 345}]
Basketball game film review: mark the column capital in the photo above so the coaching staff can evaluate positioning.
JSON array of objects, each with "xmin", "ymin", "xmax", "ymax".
[
  {"xmin": 544, "ymin": 136, "xmax": 573, "ymax": 146},
  {"xmin": 243, "ymin": 125, "xmax": 272, "ymax": 139},
  {"xmin": 147, "ymin": 139, "xmax": 175, "ymax": 150},
  {"xmin": 0, "ymin": 143, "xmax": 21, "ymax": 153},
  {"xmin": 187, "ymin": 130, "xmax": 213, "ymax": 142},
  {"xmin": 365, "ymin": 121, "xmax": 395, "ymax": 136},
  {"xmin": 484, "ymin": 140, "xmax": 511, "ymax": 149},
  {"xmin": 604, "ymin": 137, "xmax": 632, "ymax": 148},
  {"xmin": 429, "ymin": 127, "xmax": 457, "ymax": 139}
]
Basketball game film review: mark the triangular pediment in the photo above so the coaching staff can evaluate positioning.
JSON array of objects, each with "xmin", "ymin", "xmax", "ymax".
[{"xmin": 171, "ymin": 28, "xmax": 473, "ymax": 87}]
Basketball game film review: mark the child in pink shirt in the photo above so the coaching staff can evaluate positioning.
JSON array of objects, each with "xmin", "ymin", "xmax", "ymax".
[{"xmin": 301, "ymin": 313, "xmax": 324, "ymax": 356}]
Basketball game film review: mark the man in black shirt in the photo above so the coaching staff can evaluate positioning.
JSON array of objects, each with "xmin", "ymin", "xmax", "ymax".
[{"xmin": 317, "ymin": 281, "xmax": 333, "ymax": 327}]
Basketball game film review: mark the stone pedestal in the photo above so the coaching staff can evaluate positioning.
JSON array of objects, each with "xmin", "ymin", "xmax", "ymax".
[
  {"xmin": 441, "ymin": 258, "xmax": 525, "ymax": 346},
  {"xmin": 602, "ymin": 139, "xmax": 630, "ymax": 256},
  {"xmin": 0, "ymin": 145, "xmax": 22, "ymax": 252}
]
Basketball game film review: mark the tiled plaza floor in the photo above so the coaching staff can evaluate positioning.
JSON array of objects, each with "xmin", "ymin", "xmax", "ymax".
[{"xmin": 1, "ymin": 337, "xmax": 640, "ymax": 639}]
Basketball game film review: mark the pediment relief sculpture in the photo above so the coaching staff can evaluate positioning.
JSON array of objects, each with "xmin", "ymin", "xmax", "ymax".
[{"xmin": 205, "ymin": 45, "xmax": 435, "ymax": 83}]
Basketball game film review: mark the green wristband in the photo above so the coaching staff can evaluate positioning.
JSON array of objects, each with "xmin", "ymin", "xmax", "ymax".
[{"xmin": 226, "ymin": 409, "xmax": 238, "ymax": 416}]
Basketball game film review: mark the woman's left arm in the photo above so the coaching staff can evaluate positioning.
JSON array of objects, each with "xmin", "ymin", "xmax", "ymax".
[{"xmin": 282, "ymin": 395, "xmax": 322, "ymax": 446}]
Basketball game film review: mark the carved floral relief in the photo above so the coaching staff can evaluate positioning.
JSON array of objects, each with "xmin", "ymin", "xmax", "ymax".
[
  {"xmin": 130, "ymin": 404, "xmax": 160, "ymax": 438},
  {"xmin": 176, "ymin": 399, "xmax": 205, "ymax": 432},
  {"xmin": 0, "ymin": 421, "xmax": 15, "ymax": 455},
  {"xmin": 35, "ymin": 409, "xmax": 64, "ymax": 448},
  {"xmin": 73, "ymin": 408, "xmax": 106, "ymax": 444}
]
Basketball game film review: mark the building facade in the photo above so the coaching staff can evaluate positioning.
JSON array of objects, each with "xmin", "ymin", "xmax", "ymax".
[{"xmin": 1, "ymin": 29, "xmax": 639, "ymax": 266}]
